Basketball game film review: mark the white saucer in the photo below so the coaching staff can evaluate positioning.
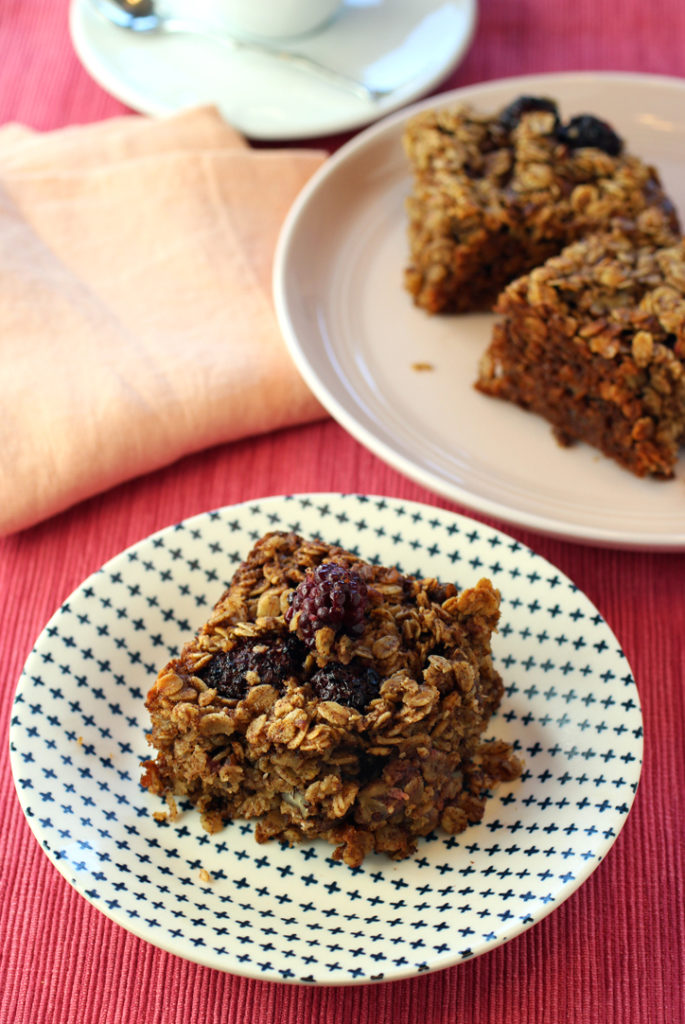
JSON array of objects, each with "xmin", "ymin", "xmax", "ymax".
[{"xmin": 69, "ymin": 0, "xmax": 477, "ymax": 140}]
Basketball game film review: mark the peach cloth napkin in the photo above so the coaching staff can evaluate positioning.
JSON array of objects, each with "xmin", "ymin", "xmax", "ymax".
[{"xmin": 0, "ymin": 106, "xmax": 327, "ymax": 536}]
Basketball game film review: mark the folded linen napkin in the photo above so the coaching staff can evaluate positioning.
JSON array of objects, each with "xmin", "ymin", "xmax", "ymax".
[{"xmin": 0, "ymin": 106, "xmax": 327, "ymax": 537}]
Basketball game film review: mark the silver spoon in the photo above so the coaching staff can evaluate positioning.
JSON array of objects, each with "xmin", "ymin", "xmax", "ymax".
[{"xmin": 91, "ymin": 0, "xmax": 391, "ymax": 103}]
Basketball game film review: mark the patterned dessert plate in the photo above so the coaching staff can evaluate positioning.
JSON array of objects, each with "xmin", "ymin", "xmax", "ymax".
[
  {"xmin": 274, "ymin": 72, "xmax": 685, "ymax": 549},
  {"xmin": 9, "ymin": 494, "xmax": 643, "ymax": 985}
]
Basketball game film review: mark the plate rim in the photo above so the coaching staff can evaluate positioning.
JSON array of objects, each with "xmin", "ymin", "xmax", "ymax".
[
  {"xmin": 273, "ymin": 71, "xmax": 685, "ymax": 550},
  {"xmin": 9, "ymin": 492, "xmax": 644, "ymax": 984},
  {"xmin": 68, "ymin": 0, "xmax": 478, "ymax": 142}
]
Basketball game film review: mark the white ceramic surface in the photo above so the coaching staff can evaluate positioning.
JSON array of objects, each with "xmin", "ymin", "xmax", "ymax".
[
  {"xmin": 273, "ymin": 73, "xmax": 685, "ymax": 549},
  {"xmin": 69, "ymin": 0, "xmax": 477, "ymax": 140},
  {"xmin": 10, "ymin": 494, "xmax": 643, "ymax": 984},
  {"xmin": 210, "ymin": 0, "xmax": 343, "ymax": 39}
]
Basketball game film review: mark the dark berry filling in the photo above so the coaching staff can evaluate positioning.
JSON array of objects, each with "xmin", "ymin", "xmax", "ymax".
[
  {"xmin": 310, "ymin": 660, "xmax": 380, "ymax": 711},
  {"xmin": 198, "ymin": 633, "xmax": 305, "ymax": 700},
  {"xmin": 498, "ymin": 97, "xmax": 623, "ymax": 157},
  {"xmin": 558, "ymin": 114, "xmax": 623, "ymax": 156},
  {"xmin": 286, "ymin": 562, "xmax": 369, "ymax": 645},
  {"xmin": 498, "ymin": 95, "xmax": 560, "ymax": 134}
]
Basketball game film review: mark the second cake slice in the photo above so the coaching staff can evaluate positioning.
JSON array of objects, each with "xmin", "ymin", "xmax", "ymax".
[{"xmin": 476, "ymin": 210, "xmax": 685, "ymax": 477}]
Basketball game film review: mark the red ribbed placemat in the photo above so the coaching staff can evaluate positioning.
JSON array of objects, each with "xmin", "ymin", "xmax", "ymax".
[{"xmin": 1, "ymin": 3, "xmax": 684, "ymax": 1022}]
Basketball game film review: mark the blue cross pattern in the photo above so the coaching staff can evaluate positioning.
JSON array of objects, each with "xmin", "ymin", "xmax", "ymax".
[{"xmin": 9, "ymin": 494, "xmax": 643, "ymax": 986}]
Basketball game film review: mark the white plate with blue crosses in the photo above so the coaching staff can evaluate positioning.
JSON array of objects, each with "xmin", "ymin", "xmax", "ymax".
[{"xmin": 9, "ymin": 494, "xmax": 643, "ymax": 985}]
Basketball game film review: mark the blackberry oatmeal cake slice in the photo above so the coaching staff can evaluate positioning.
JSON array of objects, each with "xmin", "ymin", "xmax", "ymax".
[
  {"xmin": 141, "ymin": 531, "xmax": 521, "ymax": 867},
  {"xmin": 476, "ymin": 209, "xmax": 685, "ymax": 478},
  {"xmin": 403, "ymin": 95, "xmax": 679, "ymax": 313}
]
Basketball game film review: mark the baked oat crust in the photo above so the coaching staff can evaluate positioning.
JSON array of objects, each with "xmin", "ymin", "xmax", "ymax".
[{"xmin": 141, "ymin": 531, "xmax": 520, "ymax": 866}]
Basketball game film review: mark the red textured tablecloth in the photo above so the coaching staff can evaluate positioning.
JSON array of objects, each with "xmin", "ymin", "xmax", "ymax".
[{"xmin": 1, "ymin": 2, "xmax": 684, "ymax": 1022}]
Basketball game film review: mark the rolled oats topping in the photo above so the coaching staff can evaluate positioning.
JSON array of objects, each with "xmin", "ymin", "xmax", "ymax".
[{"xmin": 141, "ymin": 531, "xmax": 520, "ymax": 867}]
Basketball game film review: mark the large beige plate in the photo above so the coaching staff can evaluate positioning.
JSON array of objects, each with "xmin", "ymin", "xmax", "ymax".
[{"xmin": 274, "ymin": 72, "xmax": 685, "ymax": 549}]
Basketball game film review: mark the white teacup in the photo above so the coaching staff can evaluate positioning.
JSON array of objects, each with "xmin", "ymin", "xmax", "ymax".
[{"xmin": 195, "ymin": 0, "xmax": 343, "ymax": 39}]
